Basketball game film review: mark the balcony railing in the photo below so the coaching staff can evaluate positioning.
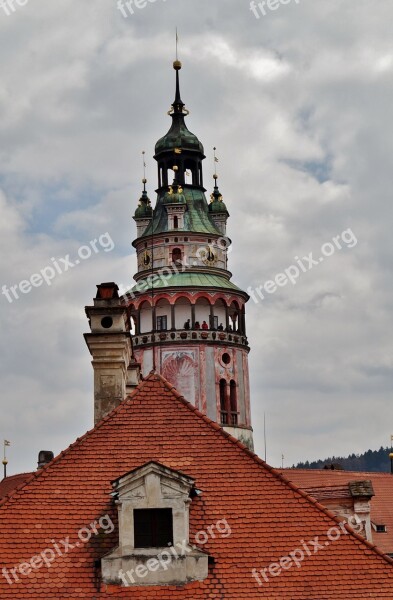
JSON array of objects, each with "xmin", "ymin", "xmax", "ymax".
[{"xmin": 133, "ymin": 329, "xmax": 249, "ymax": 348}]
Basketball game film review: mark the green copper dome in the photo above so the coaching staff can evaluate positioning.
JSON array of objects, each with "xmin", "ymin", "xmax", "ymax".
[
  {"xmin": 155, "ymin": 121, "xmax": 204, "ymax": 155},
  {"xmin": 209, "ymin": 184, "xmax": 228, "ymax": 215},
  {"xmin": 134, "ymin": 188, "xmax": 153, "ymax": 219}
]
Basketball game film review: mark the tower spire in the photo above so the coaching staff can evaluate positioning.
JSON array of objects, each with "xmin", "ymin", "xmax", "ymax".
[
  {"xmin": 172, "ymin": 29, "xmax": 185, "ymax": 113},
  {"xmin": 173, "ymin": 59, "xmax": 184, "ymax": 111},
  {"xmin": 142, "ymin": 150, "xmax": 147, "ymax": 191},
  {"xmin": 213, "ymin": 147, "xmax": 219, "ymax": 178}
]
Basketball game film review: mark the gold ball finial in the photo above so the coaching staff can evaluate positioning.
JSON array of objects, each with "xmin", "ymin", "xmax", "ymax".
[
  {"xmin": 173, "ymin": 165, "xmax": 179, "ymax": 172},
  {"xmin": 2, "ymin": 459, "xmax": 7, "ymax": 466},
  {"xmin": 142, "ymin": 178, "xmax": 147, "ymax": 184},
  {"xmin": 173, "ymin": 60, "xmax": 182, "ymax": 71},
  {"xmin": 213, "ymin": 174, "xmax": 218, "ymax": 180},
  {"xmin": 389, "ymin": 453, "xmax": 393, "ymax": 459}
]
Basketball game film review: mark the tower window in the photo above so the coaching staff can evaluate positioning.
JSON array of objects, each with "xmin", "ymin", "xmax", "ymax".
[
  {"xmin": 230, "ymin": 381, "xmax": 238, "ymax": 425},
  {"xmin": 101, "ymin": 317, "xmax": 113, "ymax": 329},
  {"xmin": 172, "ymin": 248, "xmax": 182, "ymax": 265},
  {"xmin": 220, "ymin": 380, "xmax": 238, "ymax": 426},
  {"xmin": 156, "ymin": 316, "xmax": 167, "ymax": 331},
  {"xmin": 174, "ymin": 216, "xmax": 179, "ymax": 229},
  {"xmin": 220, "ymin": 379, "xmax": 228, "ymax": 425},
  {"xmin": 134, "ymin": 508, "xmax": 173, "ymax": 548},
  {"xmin": 210, "ymin": 315, "xmax": 218, "ymax": 330},
  {"xmin": 222, "ymin": 353, "xmax": 231, "ymax": 365}
]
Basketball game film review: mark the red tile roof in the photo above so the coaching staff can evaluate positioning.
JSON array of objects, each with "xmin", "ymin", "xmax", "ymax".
[
  {"xmin": 1, "ymin": 374, "xmax": 393, "ymax": 599},
  {"xmin": 280, "ymin": 468, "xmax": 393, "ymax": 555},
  {"xmin": 0, "ymin": 473, "xmax": 32, "ymax": 500}
]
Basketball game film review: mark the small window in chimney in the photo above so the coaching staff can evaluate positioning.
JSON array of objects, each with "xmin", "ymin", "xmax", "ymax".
[
  {"xmin": 134, "ymin": 508, "xmax": 173, "ymax": 548},
  {"xmin": 101, "ymin": 317, "xmax": 113, "ymax": 329}
]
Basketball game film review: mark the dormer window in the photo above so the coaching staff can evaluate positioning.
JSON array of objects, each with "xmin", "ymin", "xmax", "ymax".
[
  {"xmin": 374, "ymin": 524, "xmax": 387, "ymax": 533},
  {"xmin": 134, "ymin": 508, "xmax": 173, "ymax": 548},
  {"xmin": 101, "ymin": 461, "xmax": 208, "ymax": 587}
]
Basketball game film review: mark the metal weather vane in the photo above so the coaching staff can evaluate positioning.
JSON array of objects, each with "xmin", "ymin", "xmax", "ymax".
[{"xmin": 3, "ymin": 440, "xmax": 10, "ymax": 479}]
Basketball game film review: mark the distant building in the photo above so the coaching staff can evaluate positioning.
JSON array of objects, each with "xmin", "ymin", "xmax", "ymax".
[{"xmin": 280, "ymin": 468, "xmax": 393, "ymax": 557}]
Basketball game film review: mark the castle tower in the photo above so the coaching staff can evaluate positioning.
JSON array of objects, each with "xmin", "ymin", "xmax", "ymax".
[{"xmin": 124, "ymin": 60, "xmax": 253, "ymax": 449}]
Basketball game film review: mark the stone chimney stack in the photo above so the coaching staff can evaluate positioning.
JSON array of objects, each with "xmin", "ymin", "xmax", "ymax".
[{"xmin": 84, "ymin": 283, "xmax": 141, "ymax": 424}]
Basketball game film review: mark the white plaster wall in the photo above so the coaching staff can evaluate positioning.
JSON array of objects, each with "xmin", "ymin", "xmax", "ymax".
[
  {"xmin": 136, "ymin": 238, "xmax": 229, "ymax": 273},
  {"xmin": 175, "ymin": 302, "xmax": 192, "ymax": 329},
  {"xmin": 140, "ymin": 306, "xmax": 152, "ymax": 332},
  {"xmin": 156, "ymin": 303, "xmax": 171, "ymax": 328},
  {"xmin": 214, "ymin": 304, "xmax": 226, "ymax": 327},
  {"xmin": 195, "ymin": 300, "xmax": 210, "ymax": 325}
]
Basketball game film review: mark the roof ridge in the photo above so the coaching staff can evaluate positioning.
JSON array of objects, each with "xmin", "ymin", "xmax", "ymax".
[
  {"xmin": 281, "ymin": 468, "xmax": 391, "ymax": 476},
  {"xmin": 1, "ymin": 472, "xmax": 32, "ymax": 480}
]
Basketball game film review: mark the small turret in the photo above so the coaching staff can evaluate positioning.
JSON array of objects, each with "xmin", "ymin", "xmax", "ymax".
[
  {"xmin": 209, "ymin": 173, "xmax": 229, "ymax": 235},
  {"xmin": 134, "ymin": 179, "xmax": 153, "ymax": 237}
]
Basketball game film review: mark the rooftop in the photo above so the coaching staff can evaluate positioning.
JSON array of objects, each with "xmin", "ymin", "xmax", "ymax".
[
  {"xmin": 279, "ymin": 468, "xmax": 393, "ymax": 555},
  {"xmin": 1, "ymin": 375, "xmax": 393, "ymax": 598}
]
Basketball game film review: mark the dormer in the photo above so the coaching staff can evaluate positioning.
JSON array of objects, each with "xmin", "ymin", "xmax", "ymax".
[{"xmin": 101, "ymin": 461, "xmax": 208, "ymax": 587}]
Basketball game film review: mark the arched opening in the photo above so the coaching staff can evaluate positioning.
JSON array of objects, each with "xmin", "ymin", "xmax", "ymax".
[
  {"xmin": 173, "ymin": 216, "xmax": 179, "ymax": 229},
  {"xmin": 220, "ymin": 379, "xmax": 228, "ymax": 425},
  {"xmin": 158, "ymin": 165, "xmax": 163, "ymax": 188},
  {"xmin": 130, "ymin": 314, "xmax": 137, "ymax": 335},
  {"xmin": 230, "ymin": 381, "xmax": 238, "ymax": 425},
  {"xmin": 155, "ymin": 298, "xmax": 171, "ymax": 332},
  {"xmin": 214, "ymin": 298, "xmax": 227, "ymax": 331},
  {"xmin": 195, "ymin": 297, "xmax": 210, "ymax": 331},
  {"xmin": 174, "ymin": 297, "xmax": 192, "ymax": 330},
  {"xmin": 167, "ymin": 167, "xmax": 176, "ymax": 187},
  {"xmin": 184, "ymin": 159, "xmax": 198, "ymax": 186},
  {"xmin": 172, "ymin": 247, "xmax": 182, "ymax": 265},
  {"xmin": 139, "ymin": 301, "xmax": 153, "ymax": 333},
  {"xmin": 229, "ymin": 301, "xmax": 240, "ymax": 333}
]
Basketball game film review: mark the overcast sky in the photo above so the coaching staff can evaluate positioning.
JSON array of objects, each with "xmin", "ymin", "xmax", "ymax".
[{"xmin": 1, "ymin": 0, "xmax": 393, "ymax": 474}]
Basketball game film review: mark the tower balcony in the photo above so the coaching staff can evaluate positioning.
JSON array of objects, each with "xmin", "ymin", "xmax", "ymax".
[{"xmin": 132, "ymin": 328, "xmax": 249, "ymax": 350}]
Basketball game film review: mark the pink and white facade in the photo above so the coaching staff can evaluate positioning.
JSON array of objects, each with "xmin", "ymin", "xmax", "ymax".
[{"xmin": 123, "ymin": 61, "xmax": 253, "ymax": 449}]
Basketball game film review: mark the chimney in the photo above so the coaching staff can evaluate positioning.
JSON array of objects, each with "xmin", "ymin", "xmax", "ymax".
[
  {"xmin": 84, "ymin": 283, "xmax": 141, "ymax": 424},
  {"xmin": 38, "ymin": 450, "xmax": 54, "ymax": 469}
]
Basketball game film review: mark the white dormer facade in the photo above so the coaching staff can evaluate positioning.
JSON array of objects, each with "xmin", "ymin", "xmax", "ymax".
[{"xmin": 102, "ymin": 461, "xmax": 208, "ymax": 586}]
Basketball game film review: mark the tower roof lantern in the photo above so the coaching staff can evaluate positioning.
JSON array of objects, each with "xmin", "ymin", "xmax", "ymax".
[{"xmin": 155, "ymin": 61, "xmax": 204, "ymax": 156}]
